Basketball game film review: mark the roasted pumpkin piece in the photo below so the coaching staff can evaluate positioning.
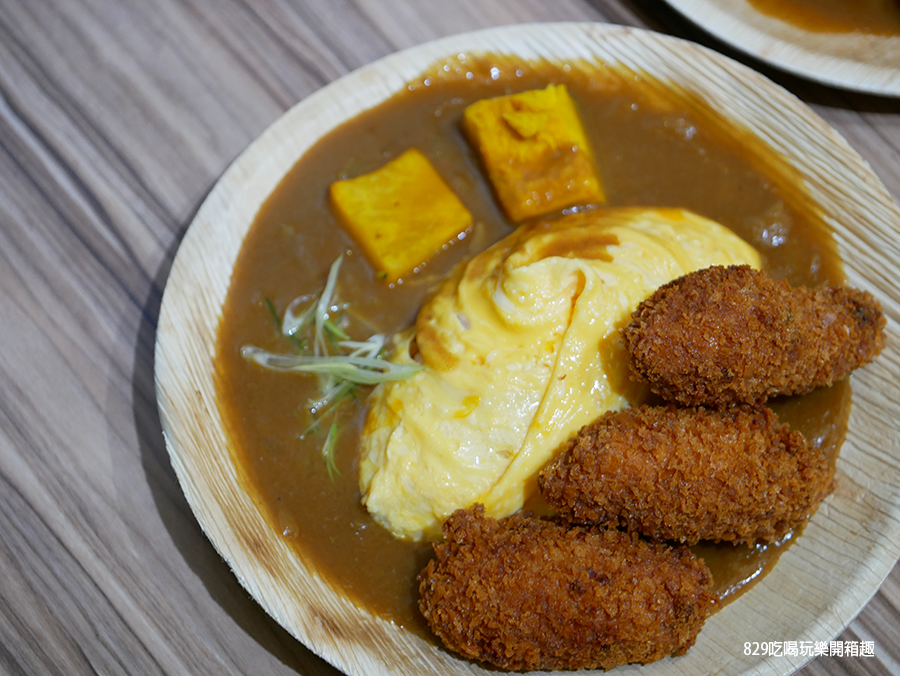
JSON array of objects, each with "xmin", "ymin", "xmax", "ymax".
[
  {"xmin": 330, "ymin": 148, "xmax": 473, "ymax": 283},
  {"xmin": 462, "ymin": 84, "xmax": 605, "ymax": 222}
]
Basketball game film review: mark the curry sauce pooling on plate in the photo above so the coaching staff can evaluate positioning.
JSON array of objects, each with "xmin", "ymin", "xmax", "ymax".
[
  {"xmin": 215, "ymin": 55, "xmax": 850, "ymax": 636},
  {"xmin": 746, "ymin": 0, "xmax": 900, "ymax": 36}
]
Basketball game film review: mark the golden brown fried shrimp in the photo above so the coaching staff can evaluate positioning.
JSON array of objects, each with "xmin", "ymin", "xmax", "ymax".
[
  {"xmin": 622, "ymin": 265, "xmax": 885, "ymax": 407},
  {"xmin": 539, "ymin": 405, "xmax": 833, "ymax": 545},
  {"xmin": 418, "ymin": 505, "xmax": 713, "ymax": 672}
]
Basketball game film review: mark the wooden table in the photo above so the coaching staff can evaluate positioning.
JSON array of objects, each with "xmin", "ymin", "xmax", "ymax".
[{"xmin": 1, "ymin": 1, "xmax": 897, "ymax": 674}]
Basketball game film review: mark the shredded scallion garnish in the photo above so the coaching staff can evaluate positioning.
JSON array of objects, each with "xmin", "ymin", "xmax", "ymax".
[
  {"xmin": 321, "ymin": 421, "xmax": 341, "ymax": 480},
  {"xmin": 242, "ymin": 255, "xmax": 422, "ymax": 480},
  {"xmin": 314, "ymin": 256, "xmax": 344, "ymax": 356},
  {"xmin": 282, "ymin": 293, "xmax": 317, "ymax": 337},
  {"xmin": 264, "ymin": 297, "xmax": 281, "ymax": 329},
  {"xmin": 241, "ymin": 347, "xmax": 423, "ymax": 385}
]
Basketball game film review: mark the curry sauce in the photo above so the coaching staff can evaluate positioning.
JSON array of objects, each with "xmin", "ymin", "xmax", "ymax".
[
  {"xmin": 747, "ymin": 0, "xmax": 900, "ymax": 36},
  {"xmin": 216, "ymin": 56, "xmax": 849, "ymax": 636}
]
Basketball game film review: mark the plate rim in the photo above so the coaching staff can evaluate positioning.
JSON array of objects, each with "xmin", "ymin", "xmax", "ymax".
[
  {"xmin": 154, "ymin": 20, "xmax": 900, "ymax": 676},
  {"xmin": 662, "ymin": 0, "xmax": 900, "ymax": 96}
]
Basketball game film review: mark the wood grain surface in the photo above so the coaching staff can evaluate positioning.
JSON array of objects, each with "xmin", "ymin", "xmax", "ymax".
[{"xmin": 1, "ymin": 2, "xmax": 898, "ymax": 676}]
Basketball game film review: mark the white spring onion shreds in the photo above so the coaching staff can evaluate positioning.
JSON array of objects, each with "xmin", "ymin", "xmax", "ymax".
[
  {"xmin": 321, "ymin": 421, "xmax": 340, "ymax": 481},
  {"xmin": 314, "ymin": 255, "xmax": 343, "ymax": 356},
  {"xmin": 281, "ymin": 293, "xmax": 317, "ymax": 338},
  {"xmin": 240, "ymin": 348, "xmax": 423, "ymax": 385},
  {"xmin": 240, "ymin": 255, "xmax": 422, "ymax": 478}
]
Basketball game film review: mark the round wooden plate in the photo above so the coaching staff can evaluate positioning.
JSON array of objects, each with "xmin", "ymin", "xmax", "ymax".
[
  {"xmin": 663, "ymin": 0, "xmax": 900, "ymax": 95},
  {"xmin": 155, "ymin": 22, "xmax": 900, "ymax": 676}
]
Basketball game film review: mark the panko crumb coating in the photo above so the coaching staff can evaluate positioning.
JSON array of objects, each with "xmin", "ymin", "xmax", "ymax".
[
  {"xmin": 418, "ymin": 505, "xmax": 713, "ymax": 672},
  {"xmin": 622, "ymin": 265, "xmax": 885, "ymax": 408},
  {"xmin": 539, "ymin": 405, "xmax": 834, "ymax": 545}
]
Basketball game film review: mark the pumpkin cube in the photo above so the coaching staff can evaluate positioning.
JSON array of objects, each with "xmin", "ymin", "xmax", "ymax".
[
  {"xmin": 462, "ymin": 84, "xmax": 605, "ymax": 222},
  {"xmin": 330, "ymin": 149, "xmax": 473, "ymax": 283}
]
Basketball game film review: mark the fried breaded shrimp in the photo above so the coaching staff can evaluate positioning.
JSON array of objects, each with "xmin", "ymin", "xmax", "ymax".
[
  {"xmin": 622, "ymin": 265, "xmax": 885, "ymax": 407},
  {"xmin": 539, "ymin": 405, "xmax": 833, "ymax": 545},
  {"xmin": 418, "ymin": 505, "xmax": 713, "ymax": 672}
]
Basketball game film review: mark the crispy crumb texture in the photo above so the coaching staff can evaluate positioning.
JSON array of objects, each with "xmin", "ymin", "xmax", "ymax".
[
  {"xmin": 540, "ymin": 404, "xmax": 834, "ymax": 545},
  {"xmin": 622, "ymin": 265, "xmax": 886, "ymax": 407},
  {"xmin": 419, "ymin": 505, "xmax": 713, "ymax": 671}
]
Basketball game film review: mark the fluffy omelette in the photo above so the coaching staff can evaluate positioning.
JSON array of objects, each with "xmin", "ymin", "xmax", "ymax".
[{"xmin": 359, "ymin": 207, "xmax": 761, "ymax": 541}]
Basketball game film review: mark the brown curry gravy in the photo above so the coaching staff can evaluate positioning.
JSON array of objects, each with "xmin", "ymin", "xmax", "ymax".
[
  {"xmin": 746, "ymin": 0, "xmax": 900, "ymax": 36},
  {"xmin": 216, "ymin": 55, "xmax": 850, "ymax": 638}
]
